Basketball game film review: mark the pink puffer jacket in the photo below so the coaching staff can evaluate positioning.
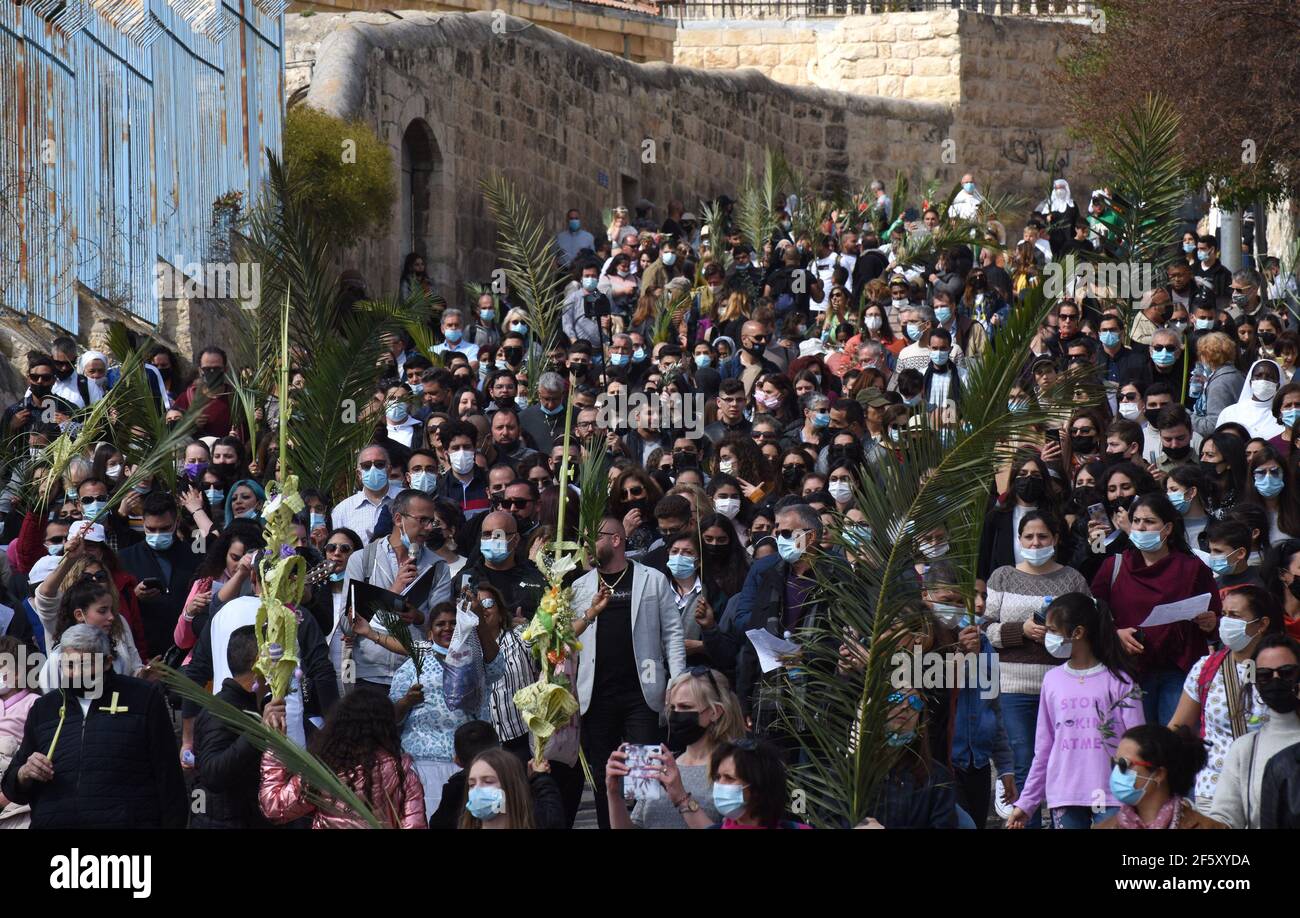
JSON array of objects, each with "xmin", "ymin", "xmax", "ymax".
[{"xmin": 258, "ymin": 749, "xmax": 427, "ymax": 829}]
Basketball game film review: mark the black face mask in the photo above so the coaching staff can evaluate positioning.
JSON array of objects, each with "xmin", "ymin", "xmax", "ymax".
[
  {"xmin": 1012, "ymin": 476, "xmax": 1046, "ymax": 504},
  {"xmin": 782, "ymin": 466, "xmax": 804, "ymax": 486},
  {"xmin": 1257, "ymin": 677, "xmax": 1300, "ymax": 714},
  {"xmin": 748, "ymin": 341, "xmax": 767, "ymax": 358},
  {"xmin": 702, "ymin": 543, "xmax": 730, "ymax": 565},
  {"xmin": 1163, "ymin": 443, "xmax": 1192, "ymax": 461},
  {"xmin": 29, "ymin": 383, "xmax": 52, "ymax": 398},
  {"xmin": 1102, "ymin": 450, "xmax": 1128, "ymax": 468},
  {"xmin": 1145, "ymin": 408, "xmax": 1164, "ymax": 426},
  {"xmin": 1288, "ymin": 578, "xmax": 1300, "ymax": 603},
  {"xmin": 1200, "ymin": 459, "xmax": 1224, "ymax": 479},
  {"xmin": 1106, "ymin": 494, "xmax": 1135, "ymax": 516},
  {"xmin": 667, "ymin": 710, "xmax": 708, "ymax": 748},
  {"xmin": 201, "ymin": 367, "xmax": 225, "ymax": 385},
  {"xmin": 1070, "ymin": 435, "xmax": 1097, "ymax": 454},
  {"xmin": 425, "ymin": 529, "xmax": 447, "ymax": 551},
  {"xmin": 503, "ymin": 347, "xmax": 524, "ymax": 365},
  {"xmin": 1259, "ymin": 331, "xmax": 1278, "ymax": 346}
]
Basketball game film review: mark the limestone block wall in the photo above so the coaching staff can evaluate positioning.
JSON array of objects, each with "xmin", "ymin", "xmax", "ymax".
[{"xmin": 288, "ymin": 10, "xmax": 957, "ymax": 300}]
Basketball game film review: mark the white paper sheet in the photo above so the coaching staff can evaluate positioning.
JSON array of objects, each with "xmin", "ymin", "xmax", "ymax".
[
  {"xmin": 1139, "ymin": 593, "xmax": 1211, "ymax": 629},
  {"xmin": 745, "ymin": 629, "xmax": 802, "ymax": 674}
]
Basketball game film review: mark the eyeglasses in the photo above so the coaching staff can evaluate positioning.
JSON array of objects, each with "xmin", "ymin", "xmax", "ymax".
[
  {"xmin": 1112, "ymin": 756, "xmax": 1153, "ymax": 775},
  {"xmin": 1255, "ymin": 468, "xmax": 1283, "ymax": 480},
  {"xmin": 752, "ymin": 432, "xmax": 779, "ymax": 441},
  {"xmin": 596, "ymin": 529, "xmax": 623, "ymax": 540},
  {"xmin": 358, "ymin": 460, "xmax": 389, "ymax": 471},
  {"xmin": 500, "ymin": 498, "xmax": 532, "ymax": 509},
  {"xmin": 398, "ymin": 514, "xmax": 438, "ymax": 529},
  {"xmin": 325, "ymin": 542, "xmax": 354, "ymax": 554},
  {"xmin": 623, "ymin": 486, "xmax": 646, "ymax": 498},
  {"xmin": 1256, "ymin": 664, "xmax": 1300, "ymax": 684}
]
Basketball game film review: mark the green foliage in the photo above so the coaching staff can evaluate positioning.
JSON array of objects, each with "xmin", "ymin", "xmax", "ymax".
[{"xmin": 282, "ymin": 106, "xmax": 396, "ymax": 249}]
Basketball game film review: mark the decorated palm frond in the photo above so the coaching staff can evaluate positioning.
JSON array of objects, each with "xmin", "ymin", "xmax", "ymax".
[
  {"xmin": 153, "ymin": 663, "xmax": 382, "ymax": 828},
  {"xmin": 481, "ymin": 176, "xmax": 566, "ymax": 399},
  {"xmin": 780, "ymin": 281, "xmax": 1097, "ymax": 828},
  {"xmin": 1097, "ymin": 94, "xmax": 1187, "ymax": 274}
]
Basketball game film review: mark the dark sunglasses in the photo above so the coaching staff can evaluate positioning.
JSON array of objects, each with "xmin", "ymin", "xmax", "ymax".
[
  {"xmin": 325, "ymin": 542, "xmax": 354, "ymax": 553},
  {"xmin": 772, "ymin": 528, "xmax": 806, "ymax": 540},
  {"xmin": 623, "ymin": 486, "xmax": 646, "ymax": 498},
  {"xmin": 886, "ymin": 691, "xmax": 925, "ymax": 711},
  {"xmin": 358, "ymin": 460, "xmax": 388, "ymax": 471},
  {"xmin": 687, "ymin": 665, "xmax": 722, "ymax": 697},
  {"xmin": 80, "ymin": 570, "xmax": 109, "ymax": 584},
  {"xmin": 28, "ymin": 372, "xmax": 55, "ymax": 383},
  {"xmin": 1256, "ymin": 664, "xmax": 1300, "ymax": 684},
  {"xmin": 1112, "ymin": 756, "xmax": 1153, "ymax": 775},
  {"xmin": 500, "ymin": 498, "xmax": 532, "ymax": 510}
]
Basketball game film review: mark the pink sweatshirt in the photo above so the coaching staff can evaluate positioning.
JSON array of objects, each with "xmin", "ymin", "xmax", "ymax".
[
  {"xmin": 259, "ymin": 750, "xmax": 427, "ymax": 829},
  {"xmin": 1016, "ymin": 662, "xmax": 1146, "ymax": 813}
]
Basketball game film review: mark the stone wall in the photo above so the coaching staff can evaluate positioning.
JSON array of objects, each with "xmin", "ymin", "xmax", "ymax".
[{"xmin": 288, "ymin": 10, "xmax": 957, "ymax": 299}]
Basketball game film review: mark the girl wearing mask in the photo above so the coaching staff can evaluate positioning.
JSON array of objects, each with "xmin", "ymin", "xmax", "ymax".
[
  {"xmin": 860, "ymin": 300, "xmax": 904, "ymax": 358},
  {"xmin": 1243, "ymin": 446, "xmax": 1300, "ymax": 542},
  {"xmin": 260, "ymin": 689, "xmax": 427, "ymax": 829},
  {"xmin": 776, "ymin": 446, "xmax": 814, "ymax": 498},
  {"xmin": 223, "ymin": 479, "xmax": 266, "ymax": 529},
  {"xmin": 1216, "ymin": 359, "xmax": 1286, "ymax": 439},
  {"xmin": 706, "ymin": 475, "xmax": 749, "ymax": 541},
  {"xmin": 1094, "ymin": 725, "xmax": 1226, "ymax": 829},
  {"xmin": 1073, "ymin": 461, "xmax": 1158, "ymax": 579},
  {"xmin": 1166, "ymin": 464, "xmax": 1213, "ymax": 552},
  {"xmin": 1058, "ymin": 407, "xmax": 1106, "ymax": 479},
  {"xmin": 754, "ymin": 374, "xmax": 799, "ymax": 427},
  {"xmin": 1210, "ymin": 634, "xmax": 1300, "ymax": 828},
  {"xmin": 716, "ymin": 435, "xmax": 774, "ymax": 505},
  {"xmin": 460, "ymin": 747, "xmax": 562, "ymax": 829},
  {"xmin": 1090, "ymin": 493, "xmax": 1221, "ymax": 726},
  {"xmin": 174, "ymin": 522, "xmax": 264, "ymax": 659},
  {"xmin": 605, "ymin": 667, "xmax": 745, "ymax": 829},
  {"xmin": 983, "ymin": 511, "xmax": 1090, "ymax": 828},
  {"xmin": 1006, "ymin": 593, "xmax": 1144, "ymax": 829},
  {"xmin": 1198, "ymin": 432, "xmax": 1248, "ymax": 515},
  {"xmin": 862, "ymin": 688, "xmax": 958, "ymax": 828},
  {"xmin": 211, "ymin": 435, "xmax": 250, "ymax": 482},
  {"xmin": 1168, "ymin": 585, "xmax": 1279, "ymax": 813},
  {"xmin": 825, "ymin": 460, "xmax": 856, "ymax": 514},
  {"xmin": 609, "ymin": 467, "xmax": 664, "ymax": 556},
  {"xmin": 663, "ymin": 532, "xmax": 712, "ymax": 667}
]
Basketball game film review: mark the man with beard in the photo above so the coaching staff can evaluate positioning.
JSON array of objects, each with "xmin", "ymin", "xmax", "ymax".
[
  {"xmin": 168, "ymin": 346, "xmax": 235, "ymax": 437},
  {"xmin": 519, "ymin": 372, "xmax": 568, "ymax": 457},
  {"xmin": 4, "ymin": 353, "xmax": 59, "ymax": 435},
  {"xmin": 571, "ymin": 515, "xmax": 684, "ymax": 829},
  {"xmin": 490, "ymin": 405, "xmax": 539, "ymax": 470},
  {"xmin": 49, "ymin": 336, "xmax": 93, "ymax": 409}
]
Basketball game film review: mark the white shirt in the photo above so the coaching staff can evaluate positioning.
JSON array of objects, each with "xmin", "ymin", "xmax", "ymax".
[
  {"xmin": 431, "ymin": 340, "xmax": 480, "ymax": 364},
  {"xmin": 208, "ymin": 595, "xmax": 306, "ymax": 748},
  {"xmin": 385, "ymin": 419, "xmax": 420, "ymax": 448},
  {"xmin": 331, "ymin": 490, "xmax": 393, "ymax": 545}
]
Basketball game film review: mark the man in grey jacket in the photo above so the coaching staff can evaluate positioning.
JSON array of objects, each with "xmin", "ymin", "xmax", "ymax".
[{"xmin": 572, "ymin": 515, "xmax": 685, "ymax": 829}]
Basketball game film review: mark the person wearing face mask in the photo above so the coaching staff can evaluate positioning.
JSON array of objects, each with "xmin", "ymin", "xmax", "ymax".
[
  {"xmin": 1093, "ymin": 724, "xmax": 1225, "ymax": 829},
  {"xmin": 932, "ymin": 288, "xmax": 986, "ymax": 363},
  {"xmin": 4, "ymin": 353, "xmax": 62, "ymax": 437},
  {"xmin": 382, "ymin": 388, "xmax": 421, "ymax": 449},
  {"xmin": 434, "ymin": 422, "xmax": 491, "ymax": 519},
  {"xmin": 562, "ymin": 259, "xmax": 609, "ymax": 352},
  {"xmin": 1194, "ymin": 237, "xmax": 1235, "ymax": 301},
  {"xmin": 1091, "ymin": 493, "xmax": 1221, "ymax": 726},
  {"xmin": 717, "ymin": 320, "xmax": 780, "ymax": 398},
  {"xmin": 1216, "ymin": 358, "xmax": 1287, "ymax": 440},
  {"xmin": 948, "ymin": 173, "xmax": 983, "ymax": 221},
  {"xmin": 697, "ymin": 737, "xmax": 810, "ymax": 829},
  {"xmin": 1243, "ymin": 447, "xmax": 1300, "ymax": 543},
  {"xmin": 983, "ymin": 512, "xmax": 1091, "ymax": 826},
  {"xmin": 606, "ymin": 667, "xmax": 746, "ymax": 828},
  {"xmin": 1210, "ymin": 634, "xmax": 1300, "ymax": 828},
  {"xmin": 1268, "ymin": 382, "xmax": 1300, "ymax": 456},
  {"xmin": 168, "ymin": 346, "xmax": 235, "ymax": 438},
  {"xmin": 1006, "ymin": 593, "xmax": 1144, "ymax": 829},
  {"xmin": 116, "ymin": 492, "xmax": 201, "ymax": 661},
  {"xmin": 455, "ymin": 509, "xmax": 545, "ymax": 625},
  {"xmin": 1190, "ymin": 331, "xmax": 1245, "ymax": 437},
  {"xmin": 554, "ymin": 207, "xmax": 595, "ymax": 266}
]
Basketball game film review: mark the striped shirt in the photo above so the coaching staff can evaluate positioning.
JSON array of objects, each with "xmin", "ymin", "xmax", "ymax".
[{"xmin": 488, "ymin": 626, "xmax": 536, "ymax": 742}]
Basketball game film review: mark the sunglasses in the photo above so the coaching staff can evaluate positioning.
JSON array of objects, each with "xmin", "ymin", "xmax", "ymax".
[
  {"xmin": 886, "ymin": 691, "xmax": 925, "ymax": 711},
  {"xmin": 624, "ymin": 486, "xmax": 646, "ymax": 498},
  {"xmin": 772, "ymin": 528, "xmax": 806, "ymax": 540},
  {"xmin": 28, "ymin": 372, "xmax": 55, "ymax": 383},
  {"xmin": 358, "ymin": 460, "xmax": 388, "ymax": 471},
  {"xmin": 1112, "ymin": 756, "xmax": 1153, "ymax": 775},
  {"xmin": 80, "ymin": 570, "xmax": 109, "ymax": 584},
  {"xmin": 1255, "ymin": 468, "xmax": 1283, "ymax": 480},
  {"xmin": 325, "ymin": 542, "xmax": 354, "ymax": 553},
  {"xmin": 500, "ymin": 498, "xmax": 532, "ymax": 510},
  {"xmin": 687, "ymin": 665, "xmax": 722, "ymax": 697},
  {"xmin": 1152, "ymin": 346, "xmax": 1176, "ymax": 354},
  {"xmin": 78, "ymin": 495, "xmax": 105, "ymax": 506},
  {"xmin": 1256, "ymin": 664, "xmax": 1300, "ymax": 684}
]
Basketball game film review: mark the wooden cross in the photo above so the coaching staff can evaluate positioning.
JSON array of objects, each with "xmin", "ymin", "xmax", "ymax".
[{"xmin": 99, "ymin": 692, "xmax": 129, "ymax": 714}]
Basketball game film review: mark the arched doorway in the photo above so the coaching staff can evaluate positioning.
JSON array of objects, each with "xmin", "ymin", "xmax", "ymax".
[{"xmin": 400, "ymin": 119, "xmax": 440, "ymax": 266}]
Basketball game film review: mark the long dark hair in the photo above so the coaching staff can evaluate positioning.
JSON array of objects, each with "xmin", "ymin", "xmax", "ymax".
[
  {"xmin": 1045, "ymin": 592, "xmax": 1137, "ymax": 684},
  {"xmin": 1244, "ymin": 445, "xmax": 1300, "ymax": 537},
  {"xmin": 697, "ymin": 512, "xmax": 749, "ymax": 597},
  {"xmin": 53, "ymin": 580, "xmax": 119, "ymax": 645},
  {"xmin": 709, "ymin": 739, "xmax": 791, "ymax": 828},
  {"xmin": 196, "ymin": 520, "xmax": 265, "ymax": 579},
  {"xmin": 1201, "ymin": 431, "xmax": 1248, "ymax": 508},
  {"xmin": 310, "ymin": 690, "xmax": 409, "ymax": 827},
  {"xmin": 1121, "ymin": 724, "xmax": 1208, "ymax": 799}
]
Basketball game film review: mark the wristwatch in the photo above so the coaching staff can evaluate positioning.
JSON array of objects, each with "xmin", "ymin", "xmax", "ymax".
[{"xmin": 675, "ymin": 793, "xmax": 700, "ymax": 814}]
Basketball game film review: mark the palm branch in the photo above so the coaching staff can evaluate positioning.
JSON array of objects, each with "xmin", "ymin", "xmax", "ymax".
[
  {"xmin": 152, "ymin": 663, "xmax": 383, "ymax": 828},
  {"xmin": 481, "ymin": 176, "xmax": 566, "ymax": 399},
  {"xmin": 26, "ymin": 390, "xmax": 118, "ymax": 509},
  {"xmin": 734, "ymin": 148, "xmax": 794, "ymax": 255},
  {"xmin": 698, "ymin": 201, "xmax": 731, "ymax": 270},
  {"xmin": 576, "ymin": 434, "xmax": 608, "ymax": 565},
  {"xmin": 376, "ymin": 610, "xmax": 428, "ymax": 678},
  {"xmin": 779, "ymin": 281, "xmax": 1094, "ymax": 827}
]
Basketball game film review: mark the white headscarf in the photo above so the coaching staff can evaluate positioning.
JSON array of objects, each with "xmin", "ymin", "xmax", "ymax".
[
  {"xmin": 78, "ymin": 350, "xmax": 110, "ymax": 405},
  {"xmin": 1038, "ymin": 179, "xmax": 1075, "ymax": 215},
  {"xmin": 1215, "ymin": 358, "xmax": 1286, "ymax": 440}
]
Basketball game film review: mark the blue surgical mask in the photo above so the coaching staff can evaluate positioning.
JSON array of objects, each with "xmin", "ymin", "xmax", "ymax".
[
  {"xmin": 1183, "ymin": 241, "xmax": 1196, "ymax": 254},
  {"xmin": 962, "ymin": 182, "xmax": 975, "ymax": 194},
  {"xmin": 1008, "ymin": 399, "xmax": 1029, "ymax": 413},
  {"xmin": 568, "ymin": 219, "xmax": 581, "ymax": 232},
  {"xmin": 84, "ymin": 500, "xmax": 107, "ymax": 519},
  {"xmin": 885, "ymin": 730, "xmax": 917, "ymax": 748},
  {"xmin": 1167, "ymin": 491, "xmax": 1190, "ymax": 513},
  {"xmin": 1129, "ymin": 529, "xmax": 1165, "ymax": 552},
  {"xmin": 712, "ymin": 782, "xmax": 747, "ymax": 818},
  {"xmin": 540, "ymin": 402, "xmax": 564, "ymax": 417},
  {"xmin": 47, "ymin": 543, "xmax": 64, "ymax": 557},
  {"xmin": 242, "ymin": 510, "xmax": 260, "ymax": 520},
  {"xmin": 510, "ymin": 322, "xmax": 528, "ymax": 334},
  {"xmin": 409, "ymin": 383, "xmax": 425, "ymax": 396},
  {"xmin": 361, "ymin": 466, "xmax": 389, "ymax": 491},
  {"xmin": 1195, "ymin": 318, "xmax": 1214, "ymax": 331},
  {"xmin": 1109, "ymin": 764, "xmax": 1149, "ymax": 806},
  {"xmin": 611, "ymin": 353, "xmax": 629, "ymax": 367},
  {"xmin": 906, "ymin": 322, "xmax": 922, "ymax": 342},
  {"xmin": 666, "ymin": 554, "xmax": 697, "ymax": 579},
  {"xmin": 1208, "ymin": 553, "xmax": 1234, "ymax": 575},
  {"xmin": 466, "ymin": 785, "xmax": 506, "ymax": 820},
  {"xmin": 776, "ymin": 535, "xmax": 805, "ymax": 564},
  {"xmin": 444, "ymin": 329, "xmax": 463, "ymax": 344},
  {"xmin": 812, "ymin": 412, "xmax": 830, "ymax": 429},
  {"xmin": 1196, "ymin": 250, "xmax": 1209, "ymax": 262},
  {"xmin": 1285, "ymin": 408, "xmax": 1300, "ymax": 429},
  {"xmin": 1044, "ymin": 632, "xmax": 1072, "ymax": 658},
  {"xmin": 1021, "ymin": 545, "xmax": 1055, "ymax": 566},
  {"xmin": 1255, "ymin": 473, "xmax": 1284, "ymax": 498},
  {"xmin": 931, "ymin": 351, "xmax": 949, "ymax": 368},
  {"xmin": 481, "ymin": 538, "xmax": 511, "ymax": 563},
  {"xmin": 204, "ymin": 489, "xmax": 224, "ymax": 507},
  {"xmin": 662, "ymin": 252, "xmax": 677, "ymax": 266},
  {"xmin": 1151, "ymin": 348, "xmax": 1177, "ymax": 367},
  {"xmin": 515, "ymin": 395, "xmax": 530, "ymax": 411},
  {"xmin": 695, "ymin": 354, "xmax": 712, "ymax": 368},
  {"xmin": 581, "ymin": 276, "xmax": 599, "ymax": 291},
  {"xmin": 400, "ymin": 527, "xmax": 412, "ymax": 552},
  {"xmin": 1099, "ymin": 330, "xmax": 1120, "ymax": 349},
  {"xmin": 386, "ymin": 403, "xmax": 409, "ymax": 424},
  {"xmin": 480, "ymin": 308, "xmax": 495, "ymax": 323},
  {"xmin": 145, "ymin": 531, "xmax": 175, "ymax": 551},
  {"xmin": 410, "ymin": 471, "xmax": 437, "ymax": 494},
  {"xmin": 65, "ymin": 488, "xmax": 77, "ymax": 503},
  {"xmin": 632, "ymin": 348, "xmax": 647, "ymax": 363},
  {"xmin": 934, "ymin": 307, "xmax": 952, "ymax": 325},
  {"xmin": 328, "ymin": 571, "xmax": 345, "ymax": 583}
]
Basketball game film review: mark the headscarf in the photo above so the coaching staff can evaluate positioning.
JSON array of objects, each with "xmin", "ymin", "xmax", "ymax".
[
  {"xmin": 1214, "ymin": 358, "xmax": 1286, "ymax": 440},
  {"xmin": 78, "ymin": 350, "xmax": 110, "ymax": 405},
  {"xmin": 1038, "ymin": 179, "xmax": 1075, "ymax": 215},
  {"xmin": 223, "ymin": 478, "xmax": 267, "ymax": 528}
]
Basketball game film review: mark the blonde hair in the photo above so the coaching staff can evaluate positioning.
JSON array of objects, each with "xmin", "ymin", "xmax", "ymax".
[
  {"xmin": 458, "ymin": 748, "xmax": 536, "ymax": 829},
  {"xmin": 666, "ymin": 669, "xmax": 746, "ymax": 747},
  {"xmin": 1197, "ymin": 331, "xmax": 1236, "ymax": 369},
  {"xmin": 667, "ymin": 483, "xmax": 710, "ymax": 521}
]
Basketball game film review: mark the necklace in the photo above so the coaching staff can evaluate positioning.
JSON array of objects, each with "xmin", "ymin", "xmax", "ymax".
[{"xmin": 599, "ymin": 565, "xmax": 630, "ymax": 592}]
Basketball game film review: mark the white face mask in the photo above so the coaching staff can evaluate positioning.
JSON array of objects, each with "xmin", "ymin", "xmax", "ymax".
[
  {"xmin": 106, "ymin": 464, "xmax": 123, "ymax": 479},
  {"xmin": 866, "ymin": 316, "xmax": 883, "ymax": 332},
  {"xmin": 718, "ymin": 459, "xmax": 735, "ymax": 475},
  {"xmin": 920, "ymin": 540, "xmax": 949, "ymax": 560},
  {"xmin": 828, "ymin": 481, "xmax": 853, "ymax": 503},
  {"xmin": 450, "ymin": 449, "xmax": 476, "ymax": 475},
  {"xmin": 1251, "ymin": 379, "xmax": 1279, "ymax": 401},
  {"xmin": 1117, "ymin": 401, "xmax": 1141, "ymax": 420},
  {"xmin": 1218, "ymin": 616, "xmax": 1256, "ymax": 652},
  {"xmin": 714, "ymin": 497, "xmax": 740, "ymax": 519},
  {"xmin": 1044, "ymin": 632, "xmax": 1073, "ymax": 659}
]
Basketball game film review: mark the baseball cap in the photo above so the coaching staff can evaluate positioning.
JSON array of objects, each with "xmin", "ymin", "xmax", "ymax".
[{"xmin": 68, "ymin": 520, "xmax": 107, "ymax": 543}]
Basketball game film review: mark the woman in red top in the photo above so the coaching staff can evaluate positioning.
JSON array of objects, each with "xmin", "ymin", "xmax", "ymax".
[{"xmin": 1090, "ymin": 493, "xmax": 1221, "ymax": 727}]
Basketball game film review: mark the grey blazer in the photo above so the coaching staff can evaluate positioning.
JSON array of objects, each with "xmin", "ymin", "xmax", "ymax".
[{"xmin": 571, "ymin": 562, "xmax": 687, "ymax": 715}]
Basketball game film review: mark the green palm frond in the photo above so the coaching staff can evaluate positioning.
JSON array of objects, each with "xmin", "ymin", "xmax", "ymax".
[
  {"xmin": 1097, "ymin": 94, "xmax": 1187, "ymax": 272},
  {"xmin": 781, "ymin": 281, "xmax": 1095, "ymax": 827},
  {"xmin": 577, "ymin": 435, "xmax": 608, "ymax": 565},
  {"xmin": 734, "ymin": 148, "xmax": 794, "ymax": 254},
  {"xmin": 651, "ymin": 286, "xmax": 692, "ymax": 345},
  {"xmin": 376, "ymin": 611, "xmax": 428, "ymax": 678},
  {"xmin": 28, "ymin": 391, "xmax": 119, "ymax": 508},
  {"xmin": 153, "ymin": 664, "xmax": 382, "ymax": 828},
  {"xmin": 481, "ymin": 176, "xmax": 566, "ymax": 399},
  {"xmin": 698, "ymin": 201, "xmax": 730, "ymax": 270}
]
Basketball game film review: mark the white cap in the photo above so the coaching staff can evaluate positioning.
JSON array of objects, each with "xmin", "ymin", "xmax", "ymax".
[
  {"xmin": 28, "ymin": 553, "xmax": 61, "ymax": 585},
  {"xmin": 68, "ymin": 520, "xmax": 107, "ymax": 543},
  {"xmin": 799, "ymin": 339, "xmax": 827, "ymax": 358}
]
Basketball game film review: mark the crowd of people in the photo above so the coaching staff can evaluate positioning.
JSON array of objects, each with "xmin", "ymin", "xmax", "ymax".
[{"xmin": 2, "ymin": 176, "xmax": 1300, "ymax": 832}]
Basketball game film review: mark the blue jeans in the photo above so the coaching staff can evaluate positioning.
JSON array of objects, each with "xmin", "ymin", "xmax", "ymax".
[
  {"xmin": 1000, "ymin": 692, "xmax": 1042, "ymax": 829},
  {"xmin": 1052, "ymin": 806, "xmax": 1118, "ymax": 829},
  {"xmin": 1139, "ymin": 668, "xmax": 1186, "ymax": 726}
]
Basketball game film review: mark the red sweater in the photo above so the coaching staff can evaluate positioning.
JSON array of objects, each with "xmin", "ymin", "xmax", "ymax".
[{"xmin": 1091, "ymin": 548, "xmax": 1220, "ymax": 678}]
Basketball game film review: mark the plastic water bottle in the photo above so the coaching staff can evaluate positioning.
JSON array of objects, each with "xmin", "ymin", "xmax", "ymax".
[{"xmin": 182, "ymin": 748, "xmax": 196, "ymax": 768}]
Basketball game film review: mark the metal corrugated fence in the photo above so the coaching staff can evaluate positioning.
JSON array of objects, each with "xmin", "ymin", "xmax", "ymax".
[{"xmin": 0, "ymin": 0, "xmax": 283, "ymax": 333}]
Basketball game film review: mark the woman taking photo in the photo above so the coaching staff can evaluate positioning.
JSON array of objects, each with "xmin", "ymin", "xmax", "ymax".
[
  {"xmin": 1094, "ymin": 725, "xmax": 1226, "ymax": 829},
  {"xmin": 1090, "ymin": 493, "xmax": 1221, "ymax": 726},
  {"xmin": 260, "ymin": 690, "xmax": 427, "ymax": 829},
  {"xmin": 1168, "ymin": 585, "xmax": 1279, "ymax": 813},
  {"xmin": 983, "ymin": 511, "xmax": 1090, "ymax": 828},
  {"xmin": 605, "ymin": 667, "xmax": 746, "ymax": 829}
]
